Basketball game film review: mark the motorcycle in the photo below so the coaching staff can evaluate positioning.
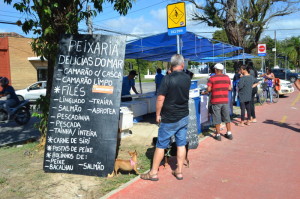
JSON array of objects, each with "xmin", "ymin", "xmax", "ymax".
[{"xmin": 0, "ymin": 100, "xmax": 31, "ymax": 125}]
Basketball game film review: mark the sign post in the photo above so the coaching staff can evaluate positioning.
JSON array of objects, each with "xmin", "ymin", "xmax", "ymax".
[
  {"xmin": 43, "ymin": 34, "xmax": 126, "ymax": 177},
  {"xmin": 167, "ymin": 2, "xmax": 186, "ymax": 54},
  {"xmin": 258, "ymin": 44, "xmax": 266, "ymax": 72}
]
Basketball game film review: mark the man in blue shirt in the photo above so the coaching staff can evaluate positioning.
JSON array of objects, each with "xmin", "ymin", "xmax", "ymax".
[
  {"xmin": 155, "ymin": 68, "xmax": 164, "ymax": 95},
  {"xmin": 121, "ymin": 70, "xmax": 139, "ymax": 102},
  {"xmin": 0, "ymin": 77, "xmax": 20, "ymax": 114}
]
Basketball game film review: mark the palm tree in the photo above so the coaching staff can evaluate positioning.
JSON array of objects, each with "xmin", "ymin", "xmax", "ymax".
[{"xmin": 284, "ymin": 36, "xmax": 300, "ymax": 71}]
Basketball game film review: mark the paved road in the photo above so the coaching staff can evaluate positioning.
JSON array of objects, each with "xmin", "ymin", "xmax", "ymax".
[
  {"xmin": 0, "ymin": 116, "xmax": 40, "ymax": 146},
  {"xmin": 106, "ymin": 91, "xmax": 300, "ymax": 199}
]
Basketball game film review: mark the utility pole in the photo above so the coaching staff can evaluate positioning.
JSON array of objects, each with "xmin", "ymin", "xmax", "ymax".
[
  {"xmin": 86, "ymin": 6, "xmax": 93, "ymax": 34},
  {"xmin": 176, "ymin": 35, "xmax": 180, "ymax": 54}
]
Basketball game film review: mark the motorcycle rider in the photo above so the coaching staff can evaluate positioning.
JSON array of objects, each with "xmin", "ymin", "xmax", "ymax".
[{"xmin": 0, "ymin": 77, "xmax": 20, "ymax": 116}]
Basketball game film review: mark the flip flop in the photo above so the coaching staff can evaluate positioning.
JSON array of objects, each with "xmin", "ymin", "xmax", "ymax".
[
  {"xmin": 140, "ymin": 172, "xmax": 159, "ymax": 181},
  {"xmin": 172, "ymin": 170, "xmax": 183, "ymax": 180}
]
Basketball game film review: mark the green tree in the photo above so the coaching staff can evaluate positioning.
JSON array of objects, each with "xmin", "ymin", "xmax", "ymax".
[
  {"xmin": 212, "ymin": 30, "xmax": 228, "ymax": 43},
  {"xmin": 184, "ymin": 0, "xmax": 300, "ymax": 53},
  {"xmin": 282, "ymin": 36, "xmax": 300, "ymax": 69},
  {"xmin": 4, "ymin": 0, "xmax": 134, "ymax": 96}
]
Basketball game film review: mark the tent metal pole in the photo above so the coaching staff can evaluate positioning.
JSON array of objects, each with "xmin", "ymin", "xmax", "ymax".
[
  {"xmin": 177, "ymin": 35, "xmax": 180, "ymax": 54},
  {"xmin": 136, "ymin": 59, "xmax": 143, "ymax": 94}
]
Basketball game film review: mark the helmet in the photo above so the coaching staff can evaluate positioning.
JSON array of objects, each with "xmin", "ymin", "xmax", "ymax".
[{"xmin": 0, "ymin": 77, "xmax": 9, "ymax": 86}]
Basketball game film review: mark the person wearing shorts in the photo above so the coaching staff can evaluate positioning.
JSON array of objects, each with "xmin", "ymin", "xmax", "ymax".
[
  {"xmin": 140, "ymin": 54, "xmax": 191, "ymax": 181},
  {"xmin": 207, "ymin": 63, "xmax": 232, "ymax": 141}
]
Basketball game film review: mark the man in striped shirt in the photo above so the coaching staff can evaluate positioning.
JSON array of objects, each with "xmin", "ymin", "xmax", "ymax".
[{"xmin": 207, "ymin": 63, "xmax": 232, "ymax": 141}]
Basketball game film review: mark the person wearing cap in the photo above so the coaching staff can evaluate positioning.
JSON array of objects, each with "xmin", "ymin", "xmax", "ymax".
[
  {"xmin": 121, "ymin": 70, "xmax": 139, "ymax": 102},
  {"xmin": 206, "ymin": 63, "xmax": 232, "ymax": 141}
]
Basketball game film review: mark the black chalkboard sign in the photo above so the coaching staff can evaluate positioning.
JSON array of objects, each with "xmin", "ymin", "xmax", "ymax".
[
  {"xmin": 186, "ymin": 99, "xmax": 199, "ymax": 149},
  {"xmin": 43, "ymin": 34, "xmax": 126, "ymax": 177},
  {"xmin": 170, "ymin": 99, "xmax": 199, "ymax": 149}
]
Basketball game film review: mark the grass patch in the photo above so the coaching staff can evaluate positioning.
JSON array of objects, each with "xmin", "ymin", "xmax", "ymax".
[
  {"xmin": 0, "ymin": 177, "xmax": 7, "ymax": 184},
  {"xmin": 140, "ymin": 78, "xmax": 155, "ymax": 83}
]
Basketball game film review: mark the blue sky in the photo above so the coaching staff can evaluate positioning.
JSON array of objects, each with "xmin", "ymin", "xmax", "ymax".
[{"xmin": 1, "ymin": 0, "xmax": 300, "ymax": 41}]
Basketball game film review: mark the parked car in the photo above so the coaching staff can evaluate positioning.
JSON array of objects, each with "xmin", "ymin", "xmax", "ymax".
[
  {"xmin": 257, "ymin": 79, "xmax": 294, "ymax": 96},
  {"xmin": 277, "ymin": 79, "xmax": 295, "ymax": 95},
  {"xmin": 271, "ymin": 68, "xmax": 300, "ymax": 83},
  {"xmin": 16, "ymin": 81, "xmax": 47, "ymax": 101}
]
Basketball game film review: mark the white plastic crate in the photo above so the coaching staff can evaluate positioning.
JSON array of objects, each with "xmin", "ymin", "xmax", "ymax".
[
  {"xmin": 120, "ymin": 101, "xmax": 148, "ymax": 117},
  {"xmin": 134, "ymin": 96, "xmax": 157, "ymax": 113},
  {"xmin": 119, "ymin": 107, "xmax": 133, "ymax": 131}
]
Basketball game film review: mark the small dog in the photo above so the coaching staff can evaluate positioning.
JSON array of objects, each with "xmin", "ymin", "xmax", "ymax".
[
  {"xmin": 113, "ymin": 150, "xmax": 139, "ymax": 176},
  {"xmin": 152, "ymin": 137, "xmax": 190, "ymax": 168}
]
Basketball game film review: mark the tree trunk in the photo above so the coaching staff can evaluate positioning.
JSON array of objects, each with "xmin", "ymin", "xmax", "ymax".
[{"xmin": 46, "ymin": 55, "xmax": 55, "ymax": 97}]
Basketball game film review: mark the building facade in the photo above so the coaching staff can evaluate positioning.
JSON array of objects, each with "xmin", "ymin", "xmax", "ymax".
[{"xmin": 0, "ymin": 33, "xmax": 48, "ymax": 90}]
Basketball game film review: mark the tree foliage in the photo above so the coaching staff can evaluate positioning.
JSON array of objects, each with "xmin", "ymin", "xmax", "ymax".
[
  {"xmin": 212, "ymin": 30, "xmax": 229, "ymax": 43},
  {"xmin": 184, "ymin": 0, "xmax": 300, "ymax": 53},
  {"xmin": 260, "ymin": 35, "xmax": 300, "ymax": 69},
  {"xmin": 4, "ymin": 0, "xmax": 134, "ymax": 96}
]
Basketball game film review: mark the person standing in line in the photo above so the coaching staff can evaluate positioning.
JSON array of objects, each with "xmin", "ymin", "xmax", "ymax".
[
  {"xmin": 206, "ymin": 63, "xmax": 232, "ymax": 141},
  {"xmin": 232, "ymin": 68, "xmax": 242, "ymax": 105},
  {"xmin": 261, "ymin": 68, "xmax": 275, "ymax": 103},
  {"xmin": 249, "ymin": 64, "xmax": 259, "ymax": 123},
  {"xmin": 155, "ymin": 68, "xmax": 164, "ymax": 95},
  {"xmin": 238, "ymin": 65, "xmax": 259, "ymax": 126},
  {"xmin": 121, "ymin": 70, "xmax": 139, "ymax": 102},
  {"xmin": 140, "ymin": 54, "xmax": 191, "ymax": 181}
]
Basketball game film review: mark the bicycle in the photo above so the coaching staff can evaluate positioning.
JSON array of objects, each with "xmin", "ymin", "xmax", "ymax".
[{"xmin": 259, "ymin": 82, "xmax": 279, "ymax": 105}]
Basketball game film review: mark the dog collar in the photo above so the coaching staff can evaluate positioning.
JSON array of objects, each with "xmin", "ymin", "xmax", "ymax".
[{"xmin": 130, "ymin": 159, "xmax": 136, "ymax": 167}]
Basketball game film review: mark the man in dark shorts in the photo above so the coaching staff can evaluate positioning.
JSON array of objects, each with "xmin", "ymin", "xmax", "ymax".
[
  {"xmin": 207, "ymin": 63, "xmax": 232, "ymax": 141},
  {"xmin": 140, "ymin": 54, "xmax": 191, "ymax": 181}
]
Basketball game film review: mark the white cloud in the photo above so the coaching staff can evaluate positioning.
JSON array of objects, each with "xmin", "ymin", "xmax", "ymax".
[
  {"xmin": 150, "ymin": 8, "xmax": 166, "ymax": 22},
  {"xmin": 104, "ymin": 16, "xmax": 158, "ymax": 35}
]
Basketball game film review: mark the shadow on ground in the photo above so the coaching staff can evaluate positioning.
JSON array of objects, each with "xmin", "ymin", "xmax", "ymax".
[{"xmin": 263, "ymin": 119, "xmax": 300, "ymax": 133}]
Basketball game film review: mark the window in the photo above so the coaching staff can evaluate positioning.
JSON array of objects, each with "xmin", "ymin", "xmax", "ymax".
[
  {"xmin": 37, "ymin": 68, "xmax": 47, "ymax": 81},
  {"xmin": 29, "ymin": 82, "xmax": 43, "ymax": 90}
]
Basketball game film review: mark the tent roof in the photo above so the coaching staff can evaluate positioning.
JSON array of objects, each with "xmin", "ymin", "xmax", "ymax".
[
  {"xmin": 196, "ymin": 53, "xmax": 258, "ymax": 63},
  {"xmin": 125, "ymin": 32, "xmax": 243, "ymax": 62}
]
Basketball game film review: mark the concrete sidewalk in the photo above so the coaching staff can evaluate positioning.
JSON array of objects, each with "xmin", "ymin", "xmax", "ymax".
[{"xmin": 106, "ymin": 91, "xmax": 300, "ymax": 199}]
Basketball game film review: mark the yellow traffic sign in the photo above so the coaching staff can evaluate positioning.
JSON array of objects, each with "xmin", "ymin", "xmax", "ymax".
[{"xmin": 167, "ymin": 2, "xmax": 186, "ymax": 29}]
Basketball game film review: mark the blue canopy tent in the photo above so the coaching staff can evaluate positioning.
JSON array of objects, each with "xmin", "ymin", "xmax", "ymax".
[
  {"xmin": 196, "ymin": 53, "xmax": 258, "ymax": 63},
  {"xmin": 124, "ymin": 32, "xmax": 243, "ymax": 93},
  {"xmin": 125, "ymin": 32, "xmax": 242, "ymax": 62}
]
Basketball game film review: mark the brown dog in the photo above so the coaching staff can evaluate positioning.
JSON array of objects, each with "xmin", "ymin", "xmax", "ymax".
[{"xmin": 113, "ymin": 150, "xmax": 139, "ymax": 176}]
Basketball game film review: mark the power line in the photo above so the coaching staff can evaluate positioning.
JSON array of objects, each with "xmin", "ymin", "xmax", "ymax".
[
  {"xmin": 93, "ymin": 0, "xmax": 168, "ymax": 23},
  {"xmin": 0, "ymin": 14, "xmax": 24, "ymax": 19},
  {"xmin": 0, "ymin": 20, "xmax": 20, "ymax": 25},
  {"xmin": 0, "ymin": 9, "xmax": 20, "ymax": 14}
]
